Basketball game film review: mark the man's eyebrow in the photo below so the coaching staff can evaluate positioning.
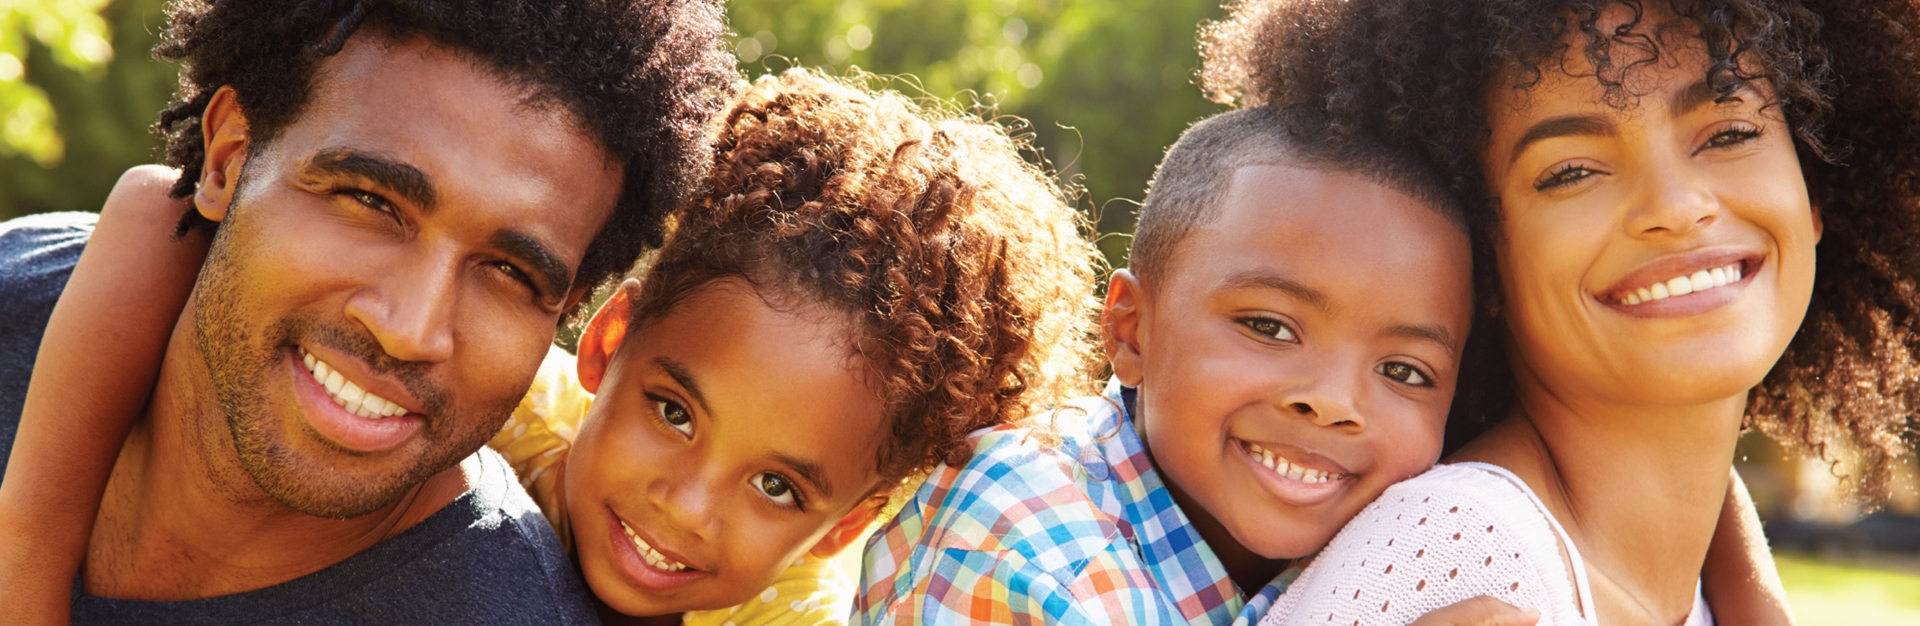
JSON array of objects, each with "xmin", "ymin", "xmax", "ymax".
[
  {"xmin": 1385, "ymin": 323, "xmax": 1461, "ymax": 360},
  {"xmin": 489, "ymin": 229, "xmax": 574, "ymax": 297},
  {"xmin": 306, "ymin": 148, "xmax": 437, "ymax": 210},
  {"xmin": 771, "ymin": 452, "xmax": 834, "ymax": 501},
  {"xmin": 654, "ymin": 357, "xmax": 711, "ymax": 416},
  {"xmin": 1507, "ymin": 115, "xmax": 1616, "ymax": 165},
  {"xmin": 1222, "ymin": 269, "xmax": 1329, "ymax": 311}
]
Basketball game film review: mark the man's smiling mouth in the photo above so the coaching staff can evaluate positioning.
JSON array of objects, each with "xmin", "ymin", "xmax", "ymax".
[{"xmin": 301, "ymin": 347, "xmax": 409, "ymax": 419}]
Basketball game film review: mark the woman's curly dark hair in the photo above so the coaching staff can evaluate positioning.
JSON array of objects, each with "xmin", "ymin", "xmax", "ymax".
[
  {"xmin": 1201, "ymin": 0, "xmax": 1920, "ymax": 501},
  {"xmin": 629, "ymin": 69, "xmax": 1102, "ymax": 486},
  {"xmin": 152, "ymin": 0, "xmax": 737, "ymax": 306}
]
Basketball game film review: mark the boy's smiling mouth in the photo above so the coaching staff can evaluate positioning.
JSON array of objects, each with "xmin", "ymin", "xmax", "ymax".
[{"xmin": 1233, "ymin": 438, "xmax": 1353, "ymax": 506}]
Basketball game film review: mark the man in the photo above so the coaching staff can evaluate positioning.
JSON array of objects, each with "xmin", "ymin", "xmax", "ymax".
[{"xmin": 0, "ymin": 0, "xmax": 734, "ymax": 622}]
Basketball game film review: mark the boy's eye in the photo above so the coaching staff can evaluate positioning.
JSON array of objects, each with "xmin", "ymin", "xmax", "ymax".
[
  {"xmin": 1378, "ymin": 362, "xmax": 1430, "ymax": 386},
  {"xmin": 654, "ymin": 398, "xmax": 693, "ymax": 437},
  {"xmin": 1240, "ymin": 317, "xmax": 1297, "ymax": 342},
  {"xmin": 753, "ymin": 472, "xmax": 798, "ymax": 507}
]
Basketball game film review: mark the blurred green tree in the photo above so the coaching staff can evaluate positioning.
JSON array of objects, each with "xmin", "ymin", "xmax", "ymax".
[
  {"xmin": 1, "ymin": 0, "xmax": 1226, "ymax": 267},
  {"xmin": 0, "ymin": 0, "xmax": 176, "ymax": 220}
]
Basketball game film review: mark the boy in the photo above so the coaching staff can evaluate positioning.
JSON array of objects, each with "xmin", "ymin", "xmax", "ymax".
[{"xmin": 853, "ymin": 105, "xmax": 1514, "ymax": 625}]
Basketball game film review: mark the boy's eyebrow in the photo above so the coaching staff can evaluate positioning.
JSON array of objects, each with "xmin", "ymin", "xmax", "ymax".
[
  {"xmin": 1222, "ymin": 269, "xmax": 1329, "ymax": 311},
  {"xmin": 771, "ymin": 452, "xmax": 834, "ymax": 500},
  {"xmin": 1385, "ymin": 323, "xmax": 1460, "ymax": 360},
  {"xmin": 1508, "ymin": 115, "xmax": 1616, "ymax": 165},
  {"xmin": 654, "ymin": 357, "xmax": 712, "ymax": 415},
  {"xmin": 305, "ymin": 148, "xmax": 438, "ymax": 210}
]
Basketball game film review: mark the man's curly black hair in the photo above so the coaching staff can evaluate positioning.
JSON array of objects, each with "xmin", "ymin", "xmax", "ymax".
[
  {"xmin": 1201, "ymin": 0, "xmax": 1920, "ymax": 501},
  {"xmin": 153, "ymin": 0, "xmax": 738, "ymax": 307}
]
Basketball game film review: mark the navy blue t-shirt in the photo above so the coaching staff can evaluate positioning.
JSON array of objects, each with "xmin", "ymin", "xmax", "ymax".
[{"xmin": 0, "ymin": 212, "xmax": 599, "ymax": 625}]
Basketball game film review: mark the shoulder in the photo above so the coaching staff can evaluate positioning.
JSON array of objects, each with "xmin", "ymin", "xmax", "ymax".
[
  {"xmin": 0, "ymin": 212, "xmax": 92, "ymax": 304},
  {"xmin": 1262, "ymin": 464, "xmax": 1589, "ymax": 626},
  {"xmin": 855, "ymin": 397, "xmax": 1152, "ymax": 624},
  {"xmin": 388, "ymin": 448, "xmax": 598, "ymax": 624}
]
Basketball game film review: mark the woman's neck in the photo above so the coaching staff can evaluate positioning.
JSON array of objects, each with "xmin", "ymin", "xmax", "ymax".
[{"xmin": 1453, "ymin": 361, "xmax": 1745, "ymax": 625}]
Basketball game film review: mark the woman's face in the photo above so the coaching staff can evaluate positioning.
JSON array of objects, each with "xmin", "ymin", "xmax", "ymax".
[{"xmin": 1480, "ymin": 15, "xmax": 1820, "ymax": 409}]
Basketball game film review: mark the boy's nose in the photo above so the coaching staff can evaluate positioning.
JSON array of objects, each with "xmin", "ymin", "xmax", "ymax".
[{"xmin": 1275, "ymin": 369, "xmax": 1366, "ymax": 431}]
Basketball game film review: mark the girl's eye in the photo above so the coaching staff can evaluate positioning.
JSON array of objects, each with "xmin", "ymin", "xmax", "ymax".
[
  {"xmin": 1378, "ymin": 362, "xmax": 1431, "ymax": 386},
  {"xmin": 654, "ymin": 398, "xmax": 693, "ymax": 437},
  {"xmin": 753, "ymin": 472, "xmax": 799, "ymax": 507},
  {"xmin": 1533, "ymin": 163, "xmax": 1602, "ymax": 191},
  {"xmin": 1240, "ymin": 317, "xmax": 1297, "ymax": 342},
  {"xmin": 1698, "ymin": 125, "xmax": 1763, "ymax": 153}
]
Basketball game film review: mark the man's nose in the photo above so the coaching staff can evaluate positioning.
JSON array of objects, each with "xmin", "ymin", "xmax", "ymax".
[{"xmin": 344, "ymin": 249, "xmax": 458, "ymax": 364}]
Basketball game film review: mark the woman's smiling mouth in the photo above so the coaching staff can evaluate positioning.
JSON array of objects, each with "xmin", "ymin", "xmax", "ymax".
[{"xmin": 1596, "ymin": 251, "xmax": 1764, "ymax": 318}]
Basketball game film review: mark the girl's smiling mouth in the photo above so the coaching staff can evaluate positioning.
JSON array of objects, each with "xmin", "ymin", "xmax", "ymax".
[
  {"xmin": 1596, "ymin": 250, "xmax": 1764, "ymax": 318},
  {"xmin": 606, "ymin": 510, "xmax": 707, "ymax": 593}
]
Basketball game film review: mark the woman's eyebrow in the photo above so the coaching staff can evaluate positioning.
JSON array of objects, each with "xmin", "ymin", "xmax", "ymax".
[{"xmin": 1508, "ymin": 115, "xmax": 1616, "ymax": 165}]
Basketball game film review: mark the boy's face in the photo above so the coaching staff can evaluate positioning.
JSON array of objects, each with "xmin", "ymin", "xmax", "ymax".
[
  {"xmin": 565, "ymin": 279, "xmax": 888, "ymax": 616},
  {"xmin": 1108, "ymin": 164, "xmax": 1472, "ymax": 560}
]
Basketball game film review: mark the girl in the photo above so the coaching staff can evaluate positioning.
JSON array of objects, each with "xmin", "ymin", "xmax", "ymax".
[
  {"xmin": 7, "ymin": 68, "xmax": 1101, "ymax": 623},
  {"xmin": 1202, "ymin": 0, "xmax": 1920, "ymax": 623}
]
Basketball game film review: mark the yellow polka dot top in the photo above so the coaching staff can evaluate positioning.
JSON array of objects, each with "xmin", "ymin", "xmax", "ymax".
[{"xmin": 488, "ymin": 346, "xmax": 856, "ymax": 625}]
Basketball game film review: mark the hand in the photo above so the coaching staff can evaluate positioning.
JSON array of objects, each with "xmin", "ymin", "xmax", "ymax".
[{"xmin": 1408, "ymin": 596, "xmax": 1541, "ymax": 626}]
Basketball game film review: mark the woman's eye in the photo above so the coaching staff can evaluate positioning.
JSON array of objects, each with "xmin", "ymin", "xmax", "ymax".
[
  {"xmin": 753, "ymin": 472, "xmax": 798, "ymax": 507},
  {"xmin": 1533, "ymin": 163, "xmax": 1602, "ymax": 191},
  {"xmin": 1240, "ymin": 317, "xmax": 1297, "ymax": 342},
  {"xmin": 1700, "ymin": 126, "xmax": 1763, "ymax": 152},
  {"xmin": 654, "ymin": 398, "xmax": 693, "ymax": 437},
  {"xmin": 1378, "ymin": 362, "xmax": 1431, "ymax": 386}
]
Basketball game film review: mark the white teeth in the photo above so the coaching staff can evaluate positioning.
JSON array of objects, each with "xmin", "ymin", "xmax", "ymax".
[
  {"xmin": 1244, "ymin": 441, "xmax": 1340, "ymax": 485},
  {"xmin": 619, "ymin": 520, "xmax": 690, "ymax": 572},
  {"xmin": 300, "ymin": 348, "xmax": 408, "ymax": 419},
  {"xmin": 1618, "ymin": 263, "xmax": 1744, "ymax": 306}
]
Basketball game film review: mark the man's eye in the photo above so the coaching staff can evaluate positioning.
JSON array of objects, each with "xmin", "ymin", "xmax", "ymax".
[
  {"xmin": 1378, "ymin": 362, "xmax": 1431, "ymax": 386},
  {"xmin": 345, "ymin": 190, "xmax": 396, "ymax": 216},
  {"xmin": 1240, "ymin": 317, "xmax": 1297, "ymax": 342},
  {"xmin": 654, "ymin": 398, "xmax": 693, "ymax": 437},
  {"xmin": 492, "ymin": 261, "xmax": 533, "ymax": 287},
  {"xmin": 753, "ymin": 472, "xmax": 799, "ymax": 507}
]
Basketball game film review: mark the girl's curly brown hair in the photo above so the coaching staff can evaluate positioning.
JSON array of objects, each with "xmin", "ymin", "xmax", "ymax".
[
  {"xmin": 629, "ymin": 69, "xmax": 1102, "ymax": 486},
  {"xmin": 1201, "ymin": 0, "xmax": 1920, "ymax": 501}
]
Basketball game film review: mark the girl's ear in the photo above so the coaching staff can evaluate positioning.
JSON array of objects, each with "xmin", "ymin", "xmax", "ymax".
[
  {"xmin": 1104, "ymin": 269, "xmax": 1148, "ymax": 387},
  {"xmin": 809, "ymin": 496, "xmax": 886, "ymax": 558},
  {"xmin": 577, "ymin": 279, "xmax": 642, "ymax": 394}
]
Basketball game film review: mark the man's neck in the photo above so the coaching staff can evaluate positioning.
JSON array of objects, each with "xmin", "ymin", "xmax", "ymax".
[
  {"xmin": 1455, "ymin": 362, "xmax": 1743, "ymax": 625},
  {"xmin": 82, "ymin": 311, "xmax": 468, "ymax": 602}
]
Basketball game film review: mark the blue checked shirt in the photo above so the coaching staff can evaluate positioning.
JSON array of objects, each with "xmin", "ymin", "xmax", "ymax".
[{"xmin": 854, "ymin": 381, "xmax": 1297, "ymax": 625}]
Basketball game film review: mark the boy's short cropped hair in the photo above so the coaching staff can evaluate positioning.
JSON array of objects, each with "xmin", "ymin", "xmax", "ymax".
[{"xmin": 1130, "ymin": 105, "xmax": 1463, "ymax": 286}]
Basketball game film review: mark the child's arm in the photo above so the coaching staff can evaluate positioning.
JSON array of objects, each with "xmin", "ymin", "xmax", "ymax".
[
  {"xmin": 1700, "ymin": 466, "xmax": 1794, "ymax": 625},
  {"xmin": 0, "ymin": 166, "xmax": 206, "ymax": 623}
]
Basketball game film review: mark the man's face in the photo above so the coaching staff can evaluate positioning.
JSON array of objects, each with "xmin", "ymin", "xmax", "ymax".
[
  {"xmin": 193, "ymin": 34, "xmax": 623, "ymax": 518},
  {"xmin": 1111, "ymin": 164, "xmax": 1473, "ymax": 559}
]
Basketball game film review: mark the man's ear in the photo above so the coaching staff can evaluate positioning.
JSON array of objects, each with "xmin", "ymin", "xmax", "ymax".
[
  {"xmin": 809, "ymin": 496, "xmax": 886, "ymax": 558},
  {"xmin": 195, "ymin": 86, "xmax": 250, "ymax": 224},
  {"xmin": 577, "ymin": 279, "xmax": 641, "ymax": 394},
  {"xmin": 1104, "ymin": 269, "xmax": 1149, "ymax": 387}
]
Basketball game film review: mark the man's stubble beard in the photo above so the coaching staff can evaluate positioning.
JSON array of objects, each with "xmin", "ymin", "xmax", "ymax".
[{"xmin": 190, "ymin": 194, "xmax": 510, "ymax": 520}]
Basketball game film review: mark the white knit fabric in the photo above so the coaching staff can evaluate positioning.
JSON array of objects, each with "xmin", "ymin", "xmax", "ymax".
[{"xmin": 1259, "ymin": 463, "xmax": 1597, "ymax": 626}]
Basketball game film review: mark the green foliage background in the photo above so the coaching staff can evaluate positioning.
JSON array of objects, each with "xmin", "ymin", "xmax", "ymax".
[{"xmin": 0, "ymin": 0, "xmax": 1228, "ymax": 268}]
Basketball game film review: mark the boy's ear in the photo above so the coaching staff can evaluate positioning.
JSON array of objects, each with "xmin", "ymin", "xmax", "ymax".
[
  {"xmin": 577, "ymin": 279, "xmax": 641, "ymax": 394},
  {"xmin": 809, "ymin": 496, "xmax": 886, "ymax": 558},
  {"xmin": 194, "ymin": 86, "xmax": 250, "ymax": 224},
  {"xmin": 1104, "ymin": 269, "xmax": 1148, "ymax": 387}
]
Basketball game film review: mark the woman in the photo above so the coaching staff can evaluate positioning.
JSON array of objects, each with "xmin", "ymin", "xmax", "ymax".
[{"xmin": 1201, "ymin": 0, "xmax": 1920, "ymax": 623}]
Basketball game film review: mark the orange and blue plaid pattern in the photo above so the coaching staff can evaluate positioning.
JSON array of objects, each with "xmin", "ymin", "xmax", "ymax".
[{"xmin": 853, "ymin": 382, "xmax": 1289, "ymax": 625}]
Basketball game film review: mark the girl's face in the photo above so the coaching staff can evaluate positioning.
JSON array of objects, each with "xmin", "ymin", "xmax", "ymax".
[
  {"xmin": 1480, "ymin": 12, "xmax": 1819, "ymax": 409},
  {"xmin": 564, "ymin": 279, "xmax": 889, "ymax": 616}
]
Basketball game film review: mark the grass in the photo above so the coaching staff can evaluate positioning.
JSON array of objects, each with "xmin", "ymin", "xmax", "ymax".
[{"xmin": 1777, "ymin": 552, "xmax": 1920, "ymax": 625}]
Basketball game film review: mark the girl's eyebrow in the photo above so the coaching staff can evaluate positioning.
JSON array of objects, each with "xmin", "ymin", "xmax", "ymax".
[
  {"xmin": 654, "ymin": 357, "xmax": 712, "ymax": 415},
  {"xmin": 770, "ymin": 452, "xmax": 834, "ymax": 500}
]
